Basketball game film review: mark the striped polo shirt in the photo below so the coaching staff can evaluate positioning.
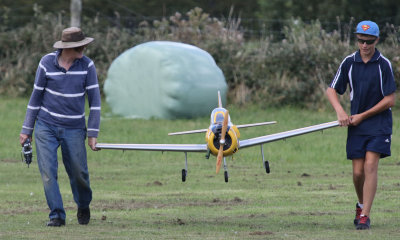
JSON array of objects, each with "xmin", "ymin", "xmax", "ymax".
[
  {"xmin": 330, "ymin": 49, "xmax": 396, "ymax": 136},
  {"xmin": 21, "ymin": 50, "xmax": 101, "ymax": 138}
]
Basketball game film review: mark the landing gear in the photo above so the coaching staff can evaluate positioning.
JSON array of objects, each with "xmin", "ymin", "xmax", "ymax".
[
  {"xmin": 182, "ymin": 152, "xmax": 188, "ymax": 182},
  {"xmin": 205, "ymin": 150, "xmax": 211, "ymax": 159},
  {"xmin": 182, "ymin": 169, "xmax": 187, "ymax": 182},
  {"xmin": 264, "ymin": 160, "xmax": 270, "ymax": 174},
  {"xmin": 223, "ymin": 157, "xmax": 229, "ymax": 183},
  {"xmin": 261, "ymin": 145, "xmax": 270, "ymax": 174}
]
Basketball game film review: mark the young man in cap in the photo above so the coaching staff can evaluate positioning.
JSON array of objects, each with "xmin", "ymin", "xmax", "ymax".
[
  {"xmin": 326, "ymin": 20, "xmax": 396, "ymax": 230},
  {"xmin": 19, "ymin": 27, "xmax": 101, "ymax": 227}
]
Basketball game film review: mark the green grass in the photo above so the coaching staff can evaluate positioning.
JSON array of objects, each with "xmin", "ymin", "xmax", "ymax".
[{"xmin": 1, "ymin": 97, "xmax": 400, "ymax": 239}]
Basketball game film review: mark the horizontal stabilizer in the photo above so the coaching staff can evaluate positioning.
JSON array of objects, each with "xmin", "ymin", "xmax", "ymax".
[
  {"xmin": 168, "ymin": 121, "xmax": 276, "ymax": 136},
  {"xmin": 168, "ymin": 129, "xmax": 208, "ymax": 136},
  {"xmin": 236, "ymin": 121, "xmax": 277, "ymax": 129}
]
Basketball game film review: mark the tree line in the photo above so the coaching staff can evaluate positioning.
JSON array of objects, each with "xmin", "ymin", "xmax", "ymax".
[
  {"xmin": 1, "ymin": 0, "xmax": 400, "ymax": 38},
  {"xmin": 1, "ymin": 7, "xmax": 399, "ymax": 108}
]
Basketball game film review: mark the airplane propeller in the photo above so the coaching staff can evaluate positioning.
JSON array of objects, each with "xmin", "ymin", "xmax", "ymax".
[{"xmin": 216, "ymin": 110, "xmax": 229, "ymax": 173}]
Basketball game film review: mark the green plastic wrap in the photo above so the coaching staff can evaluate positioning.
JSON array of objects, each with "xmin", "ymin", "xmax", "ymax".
[{"xmin": 104, "ymin": 41, "xmax": 227, "ymax": 119}]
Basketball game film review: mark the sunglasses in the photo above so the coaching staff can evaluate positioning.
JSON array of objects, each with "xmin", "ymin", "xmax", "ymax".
[{"xmin": 357, "ymin": 38, "xmax": 376, "ymax": 45}]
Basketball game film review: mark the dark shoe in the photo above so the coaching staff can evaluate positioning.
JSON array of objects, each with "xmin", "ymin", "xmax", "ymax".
[
  {"xmin": 46, "ymin": 218, "xmax": 65, "ymax": 227},
  {"xmin": 354, "ymin": 203, "xmax": 362, "ymax": 226},
  {"xmin": 77, "ymin": 207, "xmax": 90, "ymax": 225},
  {"xmin": 356, "ymin": 215, "xmax": 370, "ymax": 230}
]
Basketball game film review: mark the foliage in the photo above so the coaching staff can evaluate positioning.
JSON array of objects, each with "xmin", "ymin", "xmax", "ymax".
[
  {"xmin": 238, "ymin": 19, "xmax": 354, "ymax": 107},
  {"xmin": 0, "ymin": 6, "xmax": 245, "ymax": 97},
  {"xmin": 0, "ymin": 5, "xmax": 65, "ymax": 96},
  {"xmin": 0, "ymin": 0, "xmax": 259, "ymax": 29},
  {"xmin": 256, "ymin": 0, "xmax": 400, "ymax": 34},
  {"xmin": 2, "ymin": 0, "xmax": 400, "ymax": 41},
  {"xmin": 1, "ymin": 7, "xmax": 400, "ymax": 108}
]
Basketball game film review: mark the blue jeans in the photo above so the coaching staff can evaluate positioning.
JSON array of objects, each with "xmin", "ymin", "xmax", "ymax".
[{"xmin": 34, "ymin": 119, "xmax": 92, "ymax": 220}]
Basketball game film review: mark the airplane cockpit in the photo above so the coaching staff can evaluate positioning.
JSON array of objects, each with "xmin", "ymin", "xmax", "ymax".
[
  {"xmin": 210, "ymin": 108, "xmax": 232, "ymax": 135},
  {"xmin": 210, "ymin": 108, "xmax": 231, "ymax": 125}
]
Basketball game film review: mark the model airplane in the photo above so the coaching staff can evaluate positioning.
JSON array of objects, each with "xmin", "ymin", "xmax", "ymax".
[{"xmin": 96, "ymin": 91, "xmax": 339, "ymax": 182}]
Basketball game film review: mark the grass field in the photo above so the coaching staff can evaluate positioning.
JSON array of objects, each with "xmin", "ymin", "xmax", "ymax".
[{"xmin": 1, "ymin": 98, "xmax": 400, "ymax": 239}]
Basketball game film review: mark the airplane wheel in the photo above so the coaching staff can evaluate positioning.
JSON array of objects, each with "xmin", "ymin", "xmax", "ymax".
[
  {"xmin": 224, "ymin": 171, "xmax": 228, "ymax": 183},
  {"xmin": 182, "ymin": 169, "xmax": 187, "ymax": 182},
  {"xmin": 265, "ymin": 161, "xmax": 270, "ymax": 174}
]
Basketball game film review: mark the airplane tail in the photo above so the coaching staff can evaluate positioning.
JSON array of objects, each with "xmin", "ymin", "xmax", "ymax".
[{"xmin": 218, "ymin": 91, "xmax": 222, "ymax": 108}]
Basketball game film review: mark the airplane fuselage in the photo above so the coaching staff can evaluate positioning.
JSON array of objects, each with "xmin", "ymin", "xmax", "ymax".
[{"xmin": 205, "ymin": 108, "xmax": 239, "ymax": 156}]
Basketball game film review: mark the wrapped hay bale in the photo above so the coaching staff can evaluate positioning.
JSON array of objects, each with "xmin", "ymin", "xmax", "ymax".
[{"xmin": 104, "ymin": 41, "xmax": 227, "ymax": 119}]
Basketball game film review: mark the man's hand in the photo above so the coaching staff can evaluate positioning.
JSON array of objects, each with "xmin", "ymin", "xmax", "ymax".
[
  {"xmin": 348, "ymin": 94, "xmax": 394, "ymax": 126},
  {"xmin": 350, "ymin": 114, "xmax": 365, "ymax": 126},
  {"xmin": 88, "ymin": 137, "xmax": 99, "ymax": 151},
  {"xmin": 336, "ymin": 110, "xmax": 351, "ymax": 126},
  {"xmin": 19, "ymin": 133, "xmax": 32, "ymax": 146},
  {"xmin": 326, "ymin": 87, "xmax": 351, "ymax": 127}
]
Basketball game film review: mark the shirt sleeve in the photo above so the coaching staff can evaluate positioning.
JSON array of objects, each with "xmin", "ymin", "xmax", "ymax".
[
  {"xmin": 329, "ymin": 58, "xmax": 349, "ymax": 95},
  {"xmin": 86, "ymin": 61, "xmax": 101, "ymax": 138},
  {"xmin": 380, "ymin": 59, "xmax": 396, "ymax": 96},
  {"xmin": 20, "ymin": 61, "xmax": 47, "ymax": 136}
]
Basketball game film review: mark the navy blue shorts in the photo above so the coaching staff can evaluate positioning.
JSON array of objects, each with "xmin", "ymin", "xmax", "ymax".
[{"xmin": 346, "ymin": 135, "xmax": 391, "ymax": 159}]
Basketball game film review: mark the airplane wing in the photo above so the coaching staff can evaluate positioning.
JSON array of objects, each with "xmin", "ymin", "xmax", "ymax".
[
  {"xmin": 95, "ymin": 143, "xmax": 208, "ymax": 152},
  {"xmin": 97, "ymin": 121, "xmax": 338, "ymax": 152},
  {"xmin": 238, "ymin": 121, "xmax": 339, "ymax": 149}
]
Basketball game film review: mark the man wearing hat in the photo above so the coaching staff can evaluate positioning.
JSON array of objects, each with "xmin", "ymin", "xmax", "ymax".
[
  {"xmin": 326, "ymin": 20, "xmax": 396, "ymax": 230},
  {"xmin": 19, "ymin": 27, "xmax": 101, "ymax": 227}
]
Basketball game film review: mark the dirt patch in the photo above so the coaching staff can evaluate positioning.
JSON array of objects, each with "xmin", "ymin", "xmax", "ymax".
[
  {"xmin": 0, "ymin": 200, "xmax": 56, "ymax": 215},
  {"xmin": 1, "ymin": 159, "xmax": 18, "ymax": 163},
  {"xmin": 1, "ymin": 205, "xmax": 70, "ymax": 215},
  {"xmin": 146, "ymin": 181, "xmax": 163, "ymax": 186},
  {"xmin": 308, "ymin": 211, "xmax": 333, "ymax": 216},
  {"xmin": 286, "ymin": 211, "xmax": 333, "ymax": 216},
  {"xmin": 245, "ymin": 213, "xmax": 268, "ymax": 219},
  {"xmin": 176, "ymin": 218, "xmax": 185, "ymax": 225},
  {"xmin": 93, "ymin": 196, "xmax": 247, "ymax": 212},
  {"xmin": 249, "ymin": 231, "xmax": 273, "ymax": 236}
]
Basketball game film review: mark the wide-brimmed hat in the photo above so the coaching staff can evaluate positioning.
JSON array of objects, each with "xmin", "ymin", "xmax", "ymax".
[
  {"xmin": 354, "ymin": 20, "xmax": 379, "ymax": 38},
  {"xmin": 53, "ymin": 27, "xmax": 94, "ymax": 49}
]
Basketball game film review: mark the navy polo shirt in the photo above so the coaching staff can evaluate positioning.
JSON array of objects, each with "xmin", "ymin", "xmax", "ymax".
[{"xmin": 330, "ymin": 49, "xmax": 396, "ymax": 136}]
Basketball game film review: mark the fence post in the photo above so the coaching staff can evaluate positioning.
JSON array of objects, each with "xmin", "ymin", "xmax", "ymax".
[{"xmin": 70, "ymin": 0, "xmax": 82, "ymax": 27}]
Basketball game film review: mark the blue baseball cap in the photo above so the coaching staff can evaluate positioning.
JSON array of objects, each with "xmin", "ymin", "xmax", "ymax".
[{"xmin": 354, "ymin": 20, "xmax": 379, "ymax": 37}]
